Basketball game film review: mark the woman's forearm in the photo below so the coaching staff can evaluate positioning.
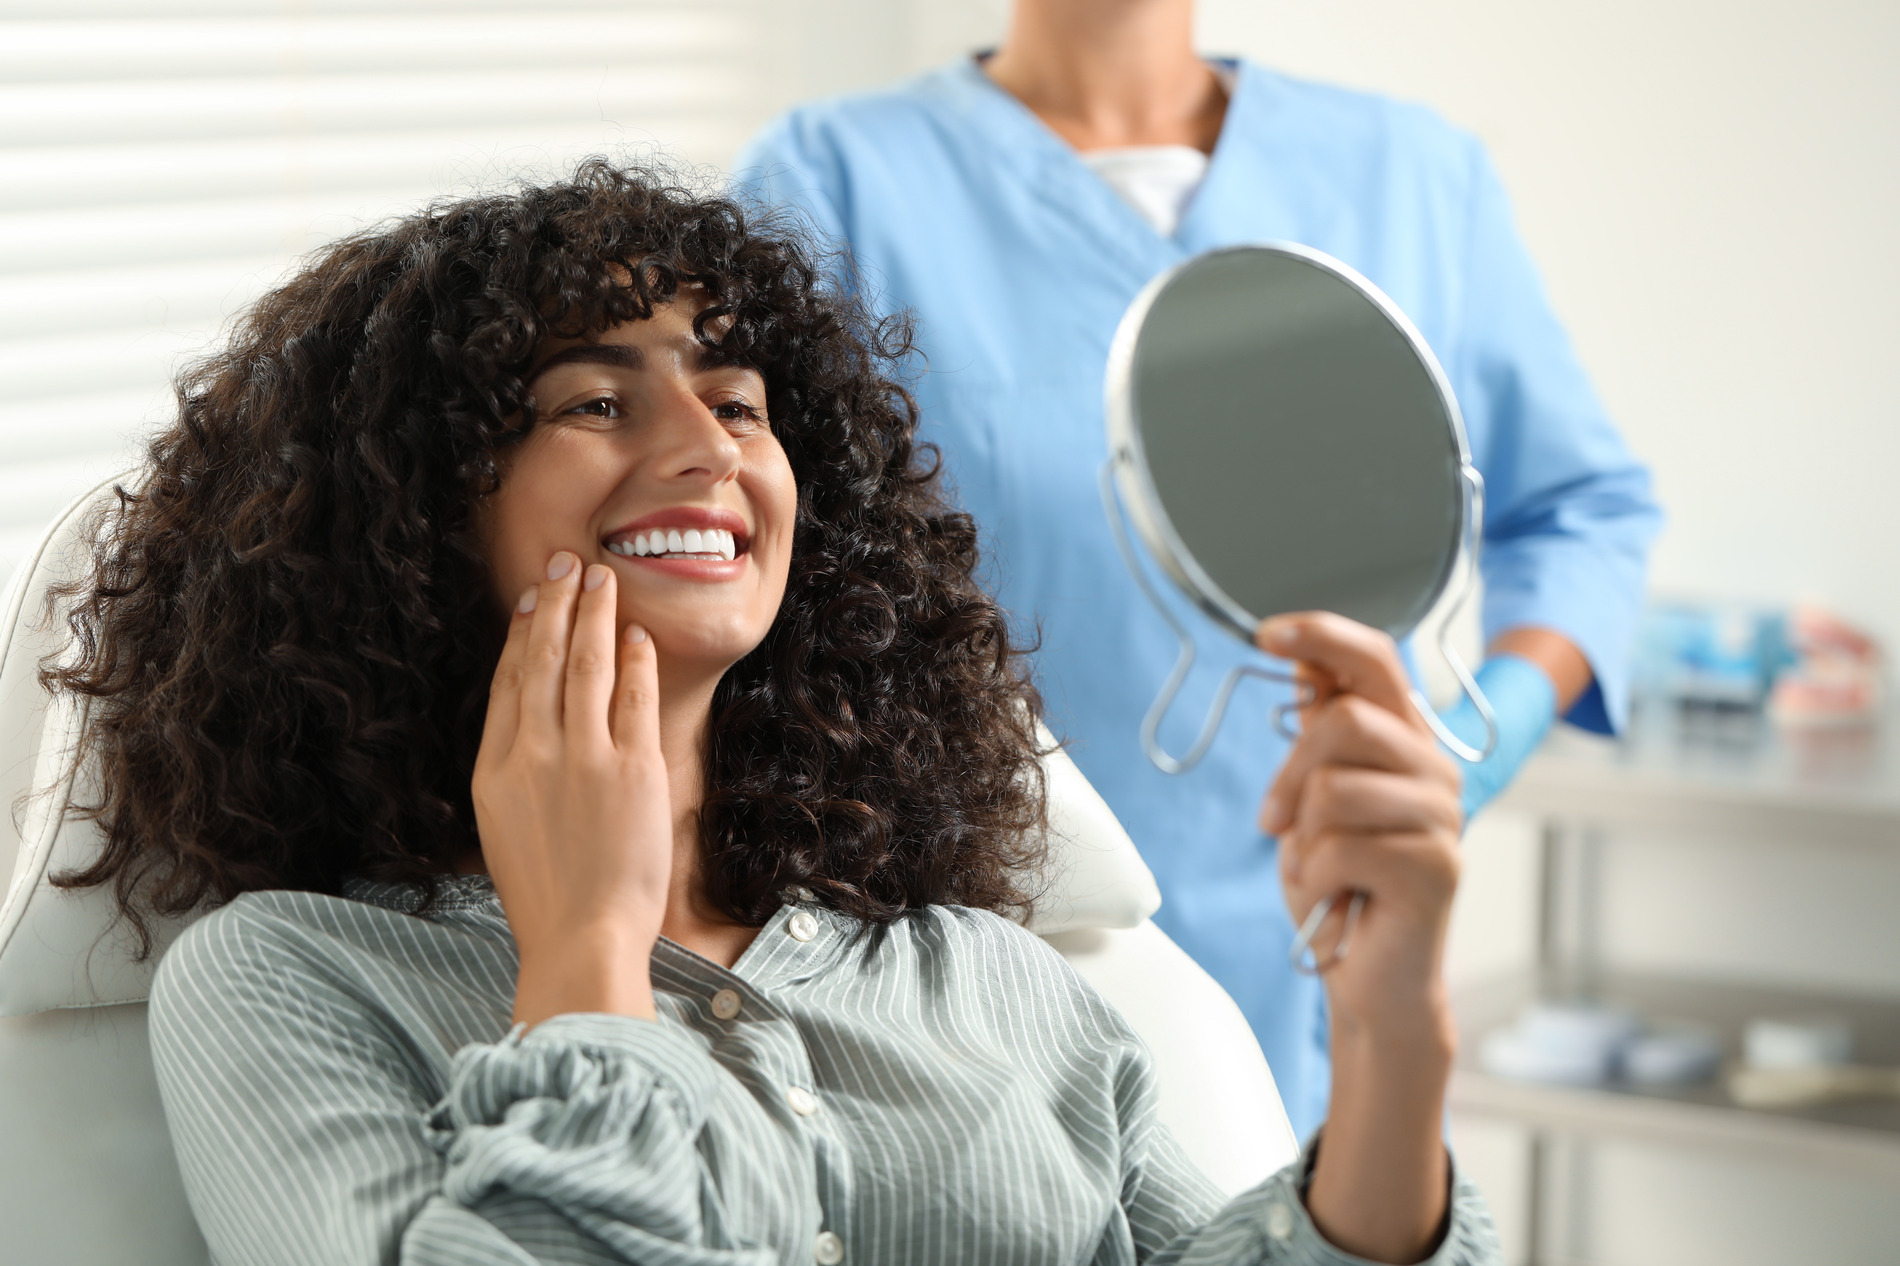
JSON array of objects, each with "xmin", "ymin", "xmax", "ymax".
[{"xmin": 1304, "ymin": 1002, "xmax": 1457, "ymax": 1264}]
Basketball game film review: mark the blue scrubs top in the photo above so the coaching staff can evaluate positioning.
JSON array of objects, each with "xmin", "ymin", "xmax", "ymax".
[{"xmin": 736, "ymin": 57, "xmax": 1661, "ymax": 1137}]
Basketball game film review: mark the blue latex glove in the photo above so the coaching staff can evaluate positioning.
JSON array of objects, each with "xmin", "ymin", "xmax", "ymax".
[{"xmin": 1438, "ymin": 654, "xmax": 1558, "ymax": 822}]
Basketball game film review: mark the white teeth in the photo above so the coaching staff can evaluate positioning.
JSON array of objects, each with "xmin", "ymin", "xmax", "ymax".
[{"xmin": 609, "ymin": 526, "xmax": 741, "ymax": 559}]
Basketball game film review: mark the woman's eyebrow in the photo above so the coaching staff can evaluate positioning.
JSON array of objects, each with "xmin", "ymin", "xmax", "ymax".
[{"xmin": 527, "ymin": 342, "xmax": 643, "ymax": 386}]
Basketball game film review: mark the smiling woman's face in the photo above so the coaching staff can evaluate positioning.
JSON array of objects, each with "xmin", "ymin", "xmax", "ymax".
[{"xmin": 482, "ymin": 299, "xmax": 796, "ymax": 675}]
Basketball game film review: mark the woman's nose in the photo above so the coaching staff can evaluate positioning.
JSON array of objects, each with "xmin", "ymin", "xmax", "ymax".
[{"xmin": 648, "ymin": 388, "xmax": 742, "ymax": 482}]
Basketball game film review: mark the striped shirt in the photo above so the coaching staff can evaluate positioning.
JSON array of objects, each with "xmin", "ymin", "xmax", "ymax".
[{"xmin": 148, "ymin": 875, "xmax": 1500, "ymax": 1265}]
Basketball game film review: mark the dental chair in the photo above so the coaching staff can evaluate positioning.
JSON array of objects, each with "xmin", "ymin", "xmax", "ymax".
[{"xmin": 0, "ymin": 479, "xmax": 1298, "ymax": 1265}]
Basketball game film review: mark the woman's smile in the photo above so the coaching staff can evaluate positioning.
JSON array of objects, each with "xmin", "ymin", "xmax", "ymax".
[{"xmin": 602, "ymin": 505, "xmax": 751, "ymax": 579}]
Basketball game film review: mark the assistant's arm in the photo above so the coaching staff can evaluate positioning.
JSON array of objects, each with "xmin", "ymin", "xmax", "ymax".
[
  {"xmin": 148, "ymin": 906, "xmax": 753, "ymax": 1266},
  {"xmin": 1455, "ymin": 140, "xmax": 1662, "ymax": 737},
  {"xmin": 1435, "ymin": 141, "xmax": 1662, "ymax": 813}
]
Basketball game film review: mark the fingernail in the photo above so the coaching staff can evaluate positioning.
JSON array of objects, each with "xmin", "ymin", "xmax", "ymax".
[
  {"xmin": 546, "ymin": 553, "xmax": 574, "ymax": 581},
  {"xmin": 1262, "ymin": 794, "xmax": 1283, "ymax": 831},
  {"xmin": 583, "ymin": 564, "xmax": 607, "ymax": 592},
  {"xmin": 516, "ymin": 586, "xmax": 538, "ymax": 614},
  {"xmin": 624, "ymin": 623, "xmax": 647, "ymax": 644},
  {"xmin": 1260, "ymin": 621, "xmax": 1293, "ymax": 651}
]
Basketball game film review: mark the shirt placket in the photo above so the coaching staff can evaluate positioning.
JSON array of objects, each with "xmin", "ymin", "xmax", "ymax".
[{"xmin": 662, "ymin": 903, "xmax": 858, "ymax": 1266}]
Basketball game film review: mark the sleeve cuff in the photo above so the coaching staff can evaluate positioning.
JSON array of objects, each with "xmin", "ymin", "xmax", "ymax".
[
  {"xmin": 1483, "ymin": 541, "xmax": 1650, "ymax": 737},
  {"xmin": 516, "ymin": 1012, "xmax": 722, "ymax": 1111},
  {"xmin": 431, "ymin": 1012, "xmax": 720, "ymax": 1150},
  {"xmin": 1251, "ymin": 1135, "xmax": 1502, "ymax": 1265}
]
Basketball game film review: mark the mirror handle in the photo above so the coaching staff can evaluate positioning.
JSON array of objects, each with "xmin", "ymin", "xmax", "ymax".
[{"xmin": 1101, "ymin": 460, "xmax": 1305, "ymax": 775}]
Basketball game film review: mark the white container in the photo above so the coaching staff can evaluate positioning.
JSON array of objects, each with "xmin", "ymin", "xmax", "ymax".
[
  {"xmin": 1744, "ymin": 1016, "xmax": 1853, "ymax": 1069},
  {"xmin": 1480, "ymin": 1002, "xmax": 1642, "ymax": 1086},
  {"xmin": 1624, "ymin": 1026, "xmax": 1724, "ymax": 1085}
]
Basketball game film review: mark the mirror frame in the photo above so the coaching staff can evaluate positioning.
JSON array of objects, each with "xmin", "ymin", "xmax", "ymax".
[{"xmin": 1104, "ymin": 240, "xmax": 1479, "ymax": 645}]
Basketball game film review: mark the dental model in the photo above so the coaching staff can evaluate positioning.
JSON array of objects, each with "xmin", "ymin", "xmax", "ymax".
[{"xmin": 607, "ymin": 528, "xmax": 739, "ymax": 561}]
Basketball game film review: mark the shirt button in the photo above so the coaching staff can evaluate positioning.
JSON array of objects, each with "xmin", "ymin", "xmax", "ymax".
[
  {"xmin": 813, "ymin": 1230, "xmax": 844, "ymax": 1264},
  {"xmin": 1265, "ymin": 1198, "xmax": 1295, "ymax": 1242},
  {"xmin": 710, "ymin": 989, "xmax": 741, "ymax": 1020},
  {"xmin": 787, "ymin": 911, "xmax": 819, "ymax": 942},
  {"xmin": 786, "ymin": 1085, "xmax": 819, "ymax": 1116}
]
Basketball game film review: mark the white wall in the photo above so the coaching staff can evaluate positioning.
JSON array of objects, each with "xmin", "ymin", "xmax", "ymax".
[{"xmin": 1197, "ymin": 0, "xmax": 1900, "ymax": 652}]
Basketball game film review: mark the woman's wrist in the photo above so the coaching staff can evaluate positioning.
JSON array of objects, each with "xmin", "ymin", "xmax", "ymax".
[
  {"xmin": 1329, "ymin": 977, "xmax": 1457, "ymax": 1067},
  {"xmin": 513, "ymin": 922, "xmax": 660, "ymax": 1029}
]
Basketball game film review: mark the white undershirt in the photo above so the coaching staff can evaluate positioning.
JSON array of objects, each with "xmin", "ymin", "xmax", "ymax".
[
  {"xmin": 1079, "ymin": 144, "xmax": 1210, "ymax": 238},
  {"xmin": 1074, "ymin": 64, "xmax": 1234, "ymax": 238}
]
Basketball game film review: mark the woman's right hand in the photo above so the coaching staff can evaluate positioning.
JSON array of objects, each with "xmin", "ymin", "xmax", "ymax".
[{"xmin": 472, "ymin": 551, "xmax": 673, "ymax": 1028}]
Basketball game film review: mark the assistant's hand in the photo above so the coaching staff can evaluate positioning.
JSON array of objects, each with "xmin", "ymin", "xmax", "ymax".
[
  {"xmin": 473, "ymin": 552, "xmax": 672, "ymax": 1029},
  {"xmin": 1441, "ymin": 653, "xmax": 1557, "ymax": 820},
  {"xmin": 1256, "ymin": 611, "xmax": 1461, "ymax": 1264}
]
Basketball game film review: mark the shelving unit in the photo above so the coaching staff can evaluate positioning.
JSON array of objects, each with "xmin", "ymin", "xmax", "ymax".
[
  {"xmin": 1452, "ymin": 972, "xmax": 1900, "ymax": 1180},
  {"xmin": 1453, "ymin": 708, "xmax": 1900, "ymax": 1260}
]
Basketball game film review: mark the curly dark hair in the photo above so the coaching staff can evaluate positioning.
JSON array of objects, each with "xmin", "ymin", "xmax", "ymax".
[{"xmin": 44, "ymin": 159, "xmax": 1047, "ymax": 954}]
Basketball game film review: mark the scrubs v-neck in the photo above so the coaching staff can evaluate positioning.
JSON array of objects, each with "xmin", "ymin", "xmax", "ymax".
[{"xmin": 735, "ymin": 57, "xmax": 1660, "ymax": 1137}]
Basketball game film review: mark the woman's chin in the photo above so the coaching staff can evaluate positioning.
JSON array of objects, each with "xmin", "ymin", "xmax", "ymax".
[{"xmin": 634, "ymin": 620, "xmax": 768, "ymax": 678}]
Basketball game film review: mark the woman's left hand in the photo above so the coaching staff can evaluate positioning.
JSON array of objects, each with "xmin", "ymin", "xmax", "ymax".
[{"xmin": 1256, "ymin": 611, "xmax": 1463, "ymax": 1264}]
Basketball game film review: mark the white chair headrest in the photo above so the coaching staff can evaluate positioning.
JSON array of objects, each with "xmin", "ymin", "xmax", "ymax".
[
  {"xmin": 0, "ymin": 479, "xmax": 1159, "ymax": 1016},
  {"xmin": 0, "ymin": 478, "xmax": 191, "ymax": 1016},
  {"xmin": 1023, "ymin": 726, "xmax": 1161, "ymax": 936}
]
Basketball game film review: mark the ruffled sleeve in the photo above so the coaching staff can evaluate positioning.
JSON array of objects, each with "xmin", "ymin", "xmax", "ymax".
[{"xmin": 150, "ymin": 903, "xmax": 772, "ymax": 1266}]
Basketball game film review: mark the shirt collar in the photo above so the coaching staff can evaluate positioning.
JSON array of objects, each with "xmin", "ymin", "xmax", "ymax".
[
  {"xmin": 343, "ymin": 874, "xmax": 860, "ymax": 993},
  {"xmin": 342, "ymin": 873, "xmax": 499, "ymax": 914},
  {"xmin": 930, "ymin": 55, "xmax": 1262, "ymax": 262},
  {"xmin": 652, "ymin": 896, "xmax": 860, "ymax": 995}
]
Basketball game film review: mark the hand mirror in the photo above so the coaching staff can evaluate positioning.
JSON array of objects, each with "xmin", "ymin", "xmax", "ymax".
[{"xmin": 1102, "ymin": 242, "xmax": 1496, "ymax": 777}]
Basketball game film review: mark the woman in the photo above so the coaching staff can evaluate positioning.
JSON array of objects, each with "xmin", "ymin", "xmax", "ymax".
[
  {"xmin": 49, "ymin": 163, "xmax": 1495, "ymax": 1265},
  {"xmin": 737, "ymin": 0, "xmax": 1662, "ymax": 1138}
]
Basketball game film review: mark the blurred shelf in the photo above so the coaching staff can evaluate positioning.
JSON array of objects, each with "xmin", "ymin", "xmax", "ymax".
[
  {"xmin": 1451, "ymin": 971, "xmax": 1900, "ymax": 1180},
  {"xmin": 1495, "ymin": 707, "xmax": 1900, "ymax": 846}
]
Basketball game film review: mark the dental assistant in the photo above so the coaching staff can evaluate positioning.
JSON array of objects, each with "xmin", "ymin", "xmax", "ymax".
[{"xmin": 736, "ymin": 0, "xmax": 1661, "ymax": 1137}]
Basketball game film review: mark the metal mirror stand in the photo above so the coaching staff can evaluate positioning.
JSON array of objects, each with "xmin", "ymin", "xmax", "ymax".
[{"xmin": 1099, "ymin": 455, "xmax": 1500, "ymax": 773}]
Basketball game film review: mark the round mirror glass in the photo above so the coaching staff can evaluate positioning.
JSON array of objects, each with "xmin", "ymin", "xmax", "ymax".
[{"xmin": 1108, "ymin": 243, "xmax": 1470, "ymax": 643}]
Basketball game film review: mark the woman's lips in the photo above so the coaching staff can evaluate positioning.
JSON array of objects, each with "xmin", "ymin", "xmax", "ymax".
[{"xmin": 606, "ymin": 551, "xmax": 747, "ymax": 582}]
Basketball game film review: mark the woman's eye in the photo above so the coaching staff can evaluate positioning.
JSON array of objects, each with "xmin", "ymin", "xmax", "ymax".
[
  {"xmin": 564, "ymin": 397, "xmax": 620, "ymax": 421},
  {"xmin": 711, "ymin": 401, "xmax": 764, "ymax": 425}
]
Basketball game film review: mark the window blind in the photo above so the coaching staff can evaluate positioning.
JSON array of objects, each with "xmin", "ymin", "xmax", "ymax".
[{"xmin": 0, "ymin": 0, "xmax": 767, "ymax": 590}]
